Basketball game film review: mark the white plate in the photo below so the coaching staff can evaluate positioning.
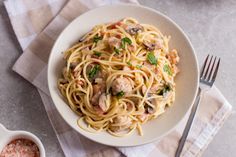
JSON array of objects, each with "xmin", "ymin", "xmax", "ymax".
[{"xmin": 48, "ymin": 4, "xmax": 199, "ymax": 147}]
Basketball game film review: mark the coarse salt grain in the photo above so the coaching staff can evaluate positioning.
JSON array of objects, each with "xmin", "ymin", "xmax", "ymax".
[{"xmin": 0, "ymin": 139, "xmax": 40, "ymax": 157}]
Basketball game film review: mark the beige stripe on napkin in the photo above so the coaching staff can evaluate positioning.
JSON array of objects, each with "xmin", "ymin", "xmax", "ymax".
[
  {"xmin": 5, "ymin": 0, "xmax": 232, "ymax": 157},
  {"xmin": 4, "ymin": 0, "xmax": 67, "ymax": 49},
  {"xmin": 13, "ymin": 0, "xmax": 88, "ymax": 88}
]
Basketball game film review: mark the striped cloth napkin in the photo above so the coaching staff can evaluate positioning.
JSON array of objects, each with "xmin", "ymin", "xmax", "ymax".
[{"xmin": 4, "ymin": 0, "xmax": 232, "ymax": 157}]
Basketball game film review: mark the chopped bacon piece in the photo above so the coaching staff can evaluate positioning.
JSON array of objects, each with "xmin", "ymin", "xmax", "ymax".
[
  {"xmin": 167, "ymin": 49, "xmax": 180, "ymax": 64},
  {"xmin": 107, "ymin": 21, "xmax": 122, "ymax": 29}
]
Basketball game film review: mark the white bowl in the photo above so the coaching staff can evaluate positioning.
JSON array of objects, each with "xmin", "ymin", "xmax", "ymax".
[
  {"xmin": 0, "ymin": 123, "xmax": 45, "ymax": 157},
  {"xmin": 48, "ymin": 4, "xmax": 199, "ymax": 147}
]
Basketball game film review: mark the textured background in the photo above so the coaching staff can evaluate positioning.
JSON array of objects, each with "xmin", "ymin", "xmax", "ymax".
[{"xmin": 0, "ymin": 0, "xmax": 235, "ymax": 156}]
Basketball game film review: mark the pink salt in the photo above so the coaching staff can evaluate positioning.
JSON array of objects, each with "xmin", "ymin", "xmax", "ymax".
[{"xmin": 0, "ymin": 139, "xmax": 40, "ymax": 157}]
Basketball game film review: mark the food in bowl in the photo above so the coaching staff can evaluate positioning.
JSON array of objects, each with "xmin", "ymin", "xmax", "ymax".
[
  {"xmin": 0, "ymin": 139, "xmax": 40, "ymax": 157},
  {"xmin": 58, "ymin": 17, "xmax": 180, "ymax": 137}
]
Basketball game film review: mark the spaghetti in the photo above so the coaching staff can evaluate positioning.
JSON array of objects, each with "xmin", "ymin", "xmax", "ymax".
[{"xmin": 58, "ymin": 17, "xmax": 180, "ymax": 136}]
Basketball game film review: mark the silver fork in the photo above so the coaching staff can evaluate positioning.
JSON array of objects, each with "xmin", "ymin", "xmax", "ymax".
[{"xmin": 175, "ymin": 55, "xmax": 220, "ymax": 157}]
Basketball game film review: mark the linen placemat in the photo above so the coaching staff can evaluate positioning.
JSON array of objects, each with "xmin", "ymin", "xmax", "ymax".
[{"xmin": 4, "ymin": 0, "xmax": 232, "ymax": 157}]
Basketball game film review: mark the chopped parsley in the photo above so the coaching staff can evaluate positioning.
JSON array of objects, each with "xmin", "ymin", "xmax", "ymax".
[
  {"xmin": 116, "ymin": 91, "xmax": 125, "ymax": 98},
  {"xmin": 163, "ymin": 64, "xmax": 172, "ymax": 75},
  {"xmin": 121, "ymin": 37, "xmax": 132, "ymax": 49},
  {"xmin": 114, "ymin": 47, "xmax": 120, "ymax": 54},
  {"xmin": 136, "ymin": 65, "xmax": 142, "ymax": 69},
  {"xmin": 147, "ymin": 52, "xmax": 157, "ymax": 65},
  {"xmin": 88, "ymin": 65, "xmax": 100, "ymax": 79},
  {"xmin": 93, "ymin": 51, "xmax": 102, "ymax": 57},
  {"xmin": 127, "ymin": 61, "xmax": 132, "ymax": 66},
  {"xmin": 93, "ymin": 34, "xmax": 102, "ymax": 43}
]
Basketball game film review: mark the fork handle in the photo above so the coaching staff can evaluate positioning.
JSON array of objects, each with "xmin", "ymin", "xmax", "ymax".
[{"xmin": 175, "ymin": 88, "xmax": 201, "ymax": 157}]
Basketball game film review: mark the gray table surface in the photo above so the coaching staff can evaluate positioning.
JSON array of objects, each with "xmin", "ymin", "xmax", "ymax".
[{"xmin": 0, "ymin": 0, "xmax": 235, "ymax": 156}]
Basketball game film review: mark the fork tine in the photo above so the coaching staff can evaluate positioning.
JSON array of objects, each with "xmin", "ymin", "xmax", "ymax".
[
  {"xmin": 203, "ymin": 55, "xmax": 213, "ymax": 79},
  {"xmin": 200, "ymin": 54, "xmax": 209, "ymax": 78},
  {"xmin": 207, "ymin": 56, "xmax": 217, "ymax": 81},
  {"xmin": 211, "ymin": 58, "xmax": 220, "ymax": 83}
]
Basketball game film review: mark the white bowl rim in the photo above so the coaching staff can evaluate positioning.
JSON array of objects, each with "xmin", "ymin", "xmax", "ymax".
[{"xmin": 48, "ymin": 3, "xmax": 199, "ymax": 147}]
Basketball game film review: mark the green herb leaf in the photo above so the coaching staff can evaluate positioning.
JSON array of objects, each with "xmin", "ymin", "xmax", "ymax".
[
  {"xmin": 93, "ymin": 51, "xmax": 102, "ymax": 57},
  {"xmin": 147, "ymin": 52, "xmax": 157, "ymax": 65},
  {"xmin": 116, "ymin": 91, "xmax": 125, "ymax": 98},
  {"xmin": 93, "ymin": 35, "xmax": 102, "ymax": 43},
  {"xmin": 121, "ymin": 37, "xmax": 132, "ymax": 49},
  {"xmin": 163, "ymin": 64, "xmax": 172, "ymax": 75},
  {"xmin": 136, "ymin": 65, "xmax": 142, "ymax": 69},
  {"xmin": 88, "ymin": 65, "xmax": 100, "ymax": 79},
  {"xmin": 114, "ymin": 47, "xmax": 120, "ymax": 54},
  {"xmin": 127, "ymin": 61, "xmax": 132, "ymax": 66}
]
